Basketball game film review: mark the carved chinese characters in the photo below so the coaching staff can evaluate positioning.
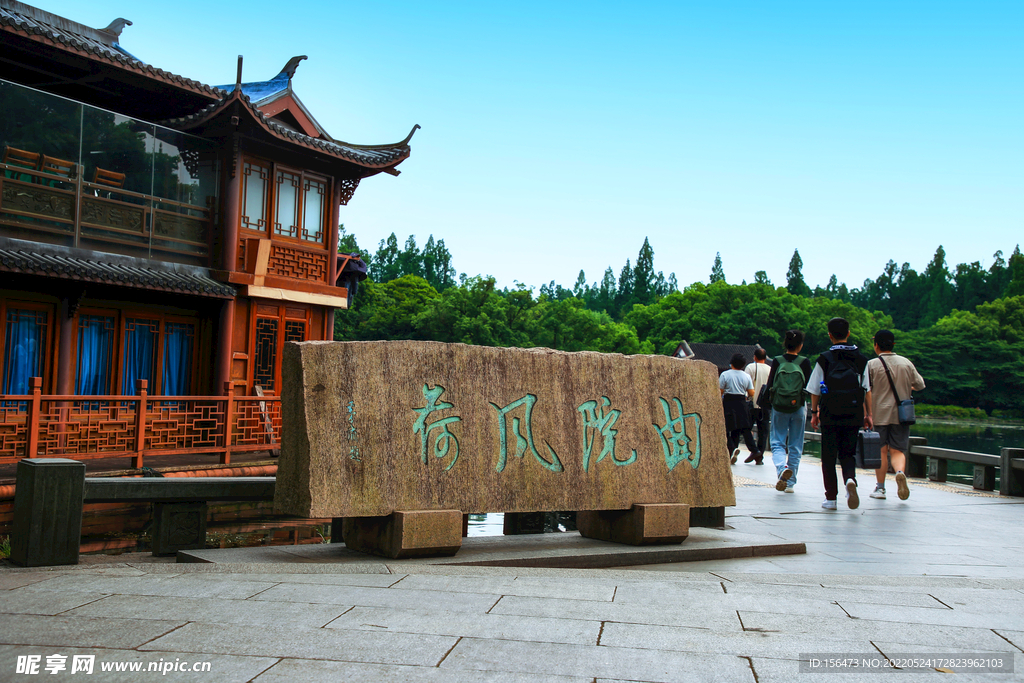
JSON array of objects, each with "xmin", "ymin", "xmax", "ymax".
[{"xmin": 274, "ymin": 341, "xmax": 735, "ymax": 518}]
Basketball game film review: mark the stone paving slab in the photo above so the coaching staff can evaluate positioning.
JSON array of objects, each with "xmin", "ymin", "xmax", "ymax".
[
  {"xmin": 326, "ymin": 605, "xmax": 602, "ymax": 645},
  {"xmin": 440, "ymin": 636, "xmax": 755, "ymax": 682},
  {"xmin": 252, "ymin": 582, "xmax": 502, "ymax": 614},
  {"xmin": 389, "ymin": 573, "xmax": 617, "ymax": 601},
  {"xmin": 0, "ymin": 614, "xmax": 184, "ymax": 649},
  {"xmin": 140, "ymin": 621, "xmax": 456, "ymax": 666},
  {"xmin": 249, "ymin": 658, "xmax": 591, "ymax": 682},
  {"xmin": 0, "ymin": 645, "xmax": 278, "ymax": 683},
  {"xmin": 490, "ymin": 594, "xmax": 745, "ymax": 631},
  {"xmin": 735, "ymin": 610, "xmax": 1016, "ymax": 652},
  {"xmin": 14, "ymin": 574, "xmax": 276, "ymax": 600},
  {"xmin": 0, "ymin": 588, "xmax": 109, "ymax": 616},
  {"xmin": 66, "ymin": 594, "xmax": 352, "ymax": 628}
]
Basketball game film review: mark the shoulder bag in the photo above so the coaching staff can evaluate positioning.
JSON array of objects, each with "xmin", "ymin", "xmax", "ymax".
[{"xmin": 878, "ymin": 355, "xmax": 916, "ymax": 425}]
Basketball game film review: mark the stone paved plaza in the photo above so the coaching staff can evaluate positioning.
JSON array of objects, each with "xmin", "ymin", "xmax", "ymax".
[{"xmin": 2, "ymin": 456, "xmax": 1023, "ymax": 681}]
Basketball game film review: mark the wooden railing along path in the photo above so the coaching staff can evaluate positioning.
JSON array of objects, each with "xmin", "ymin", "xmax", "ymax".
[
  {"xmin": 804, "ymin": 431, "xmax": 1024, "ymax": 497},
  {"xmin": 0, "ymin": 378, "xmax": 279, "ymax": 468}
]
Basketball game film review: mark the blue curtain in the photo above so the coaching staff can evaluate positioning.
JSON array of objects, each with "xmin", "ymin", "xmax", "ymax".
[
  {"xmin": 3, "ymin": 309, "xmax": 45, "ymax": 395},
  {"xmin": 121, "ymin": 319, "xmax": 157, "ymax": 395},
  {"xmin": 75, "ymin": 315, "xmax": 113, "ymax": 396},
  {"xmin": 162, "ymin": 323, "xmax": 194, "ymax": 396}
]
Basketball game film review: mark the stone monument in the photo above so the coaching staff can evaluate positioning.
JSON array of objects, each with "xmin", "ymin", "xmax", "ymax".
[{"xmin": 275, "ymin": 341, "xmax": 734, "ymax": 558}]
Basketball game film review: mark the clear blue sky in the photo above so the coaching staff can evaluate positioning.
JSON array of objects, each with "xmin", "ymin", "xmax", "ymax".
[{"xmin": 46, "ymin": 0, "xmax": 1023, "ymax": 293}]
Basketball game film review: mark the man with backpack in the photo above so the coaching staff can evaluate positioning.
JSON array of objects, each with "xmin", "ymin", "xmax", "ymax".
[
  {"xmin": 759, "ymin": 330, "xmax": 813, "ymax": 493},
  {"xmin": 806, "ymin": 318, "xmax": 874, "ymax": 510}
]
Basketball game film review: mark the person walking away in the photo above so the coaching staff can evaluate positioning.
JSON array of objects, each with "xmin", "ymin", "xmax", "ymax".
[
  {"xmin": 867, "ymin": 330, "xmax": 925, "ymax": 501},
  {"xmin": 720, "ymin": 353, "xmax": 761, "ymax": 465},
  {"xmin": 745, "ymin": 348, "xmax": 772, "ymax": 461},
  {"xmin": 761, "ymin": 330, "xmax": 812, "ymax": 492},
  {"xmin": 806, "ymin": 318, "xmax": 873, "ymax": 510}
]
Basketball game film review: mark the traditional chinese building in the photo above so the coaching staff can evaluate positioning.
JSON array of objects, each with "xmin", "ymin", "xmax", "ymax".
[{"xmin": 0, "ymin": 0, "xmax": 414, "ymax": 413}]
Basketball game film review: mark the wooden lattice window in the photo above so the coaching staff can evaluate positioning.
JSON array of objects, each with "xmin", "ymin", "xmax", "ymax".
[
  {"xmin": 251, "ymin": 306, "xmax": 310, "ymax": 394},
  {"xmin": 253, "ymin": 318, "xmax": 279, "ymax": 393},
  {"xmin": 240, "ymin": 156, "xmax": 330, "ymax": 248},
  {"xmin": 241, "ymin": 161, "xmax": 269, "ymax": 232}
]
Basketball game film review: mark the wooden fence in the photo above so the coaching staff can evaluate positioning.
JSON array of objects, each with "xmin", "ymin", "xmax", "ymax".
[{"xmin": 0, "ymin": 378, "xmax": 279, "ymax": 468}]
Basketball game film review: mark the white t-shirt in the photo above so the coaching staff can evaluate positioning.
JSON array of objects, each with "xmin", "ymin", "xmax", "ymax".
[{"xmin": 744, "ymin": 362, "xmax": 771, "ymax": 397}]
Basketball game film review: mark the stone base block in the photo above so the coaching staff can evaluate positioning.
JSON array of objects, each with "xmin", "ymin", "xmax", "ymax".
[
  {"xmin": 689, "ymin": 505, "xmax": 726, "ymax": 529},
  {"xmin": 577, "ymin": 503, "xmax": 690, "ymax": 546},
  {"xmin": 343, "ymin": 509, "xmax": 463, "ymax": 559},
  {"xmin": 151, "ymin": 502, "xmax": 208, "ymax": 556},
  {"xmin": 11, "ymin": 458, "xmax": 85, "ymax": 567}
]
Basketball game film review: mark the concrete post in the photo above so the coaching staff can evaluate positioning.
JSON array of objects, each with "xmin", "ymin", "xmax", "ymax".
[
  {"xmin": 10, "ymin": 459, "xmax": 85, "ymax": 567},
  {"xmin": 1000, "ymin": 448, "xmax": 1024, "ymax": 497}
]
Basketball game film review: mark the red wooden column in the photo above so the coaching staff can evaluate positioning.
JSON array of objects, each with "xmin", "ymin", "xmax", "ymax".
[
  {"xmin": 215, "ymin": 149, "xmax": 243, "ymax": 395},
  {"xmin": 222, "ymin": 381, "xmax": 235, "ymax": 465},
  {"xmin": 132, "ymin": 379, "xmax": 148, "ymax": 469},
  {"xmin": 26, "ymin": 377, "xmax": 42, "ymax": 458},
  {"xmin": 326, "ymin": 182, "xmax": 342, "ymax": 340}
]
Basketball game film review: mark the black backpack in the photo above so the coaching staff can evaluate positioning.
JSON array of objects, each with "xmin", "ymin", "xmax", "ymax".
[{"xmin": 819, "ymin": 350, "xmax": 865, "ymax": 420}]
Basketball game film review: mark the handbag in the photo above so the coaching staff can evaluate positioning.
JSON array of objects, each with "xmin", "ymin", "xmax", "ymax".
[{"xmin": 878, "ymin": 355, "xmax": 915, "ymax": 425}]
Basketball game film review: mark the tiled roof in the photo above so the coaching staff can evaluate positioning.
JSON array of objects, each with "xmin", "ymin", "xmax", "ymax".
[
  {"xmin": 0, "ymin": 0, "xmax": 224, "ymax": 100},
  {"xmin": 675, "ymin": 342, "xmax": 762, "ymax": 372},
  {"xmin": 219, "ymin": 71, "xmax": 289, "ymax": 106},
  {"xmin": 161, "ymin": 90, "xmax": 418, "ymax": 170},
  {"xmin": 0, "ymin": 239, "xmax": 235, "ymax": 299}
]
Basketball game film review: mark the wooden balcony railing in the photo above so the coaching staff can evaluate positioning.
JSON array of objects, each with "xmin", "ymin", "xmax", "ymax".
[
  {"xmin": 0, "ymin": 378, "xmax": 279, "ymax": 468},
  {"xmin": 0, "ymin": 162, "xmax": 212, "ymax": 267}
]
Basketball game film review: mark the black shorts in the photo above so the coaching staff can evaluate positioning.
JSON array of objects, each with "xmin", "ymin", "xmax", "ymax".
[{"xmin": 876, "ymin": 423, "xmax": 911, "ymax": 453}]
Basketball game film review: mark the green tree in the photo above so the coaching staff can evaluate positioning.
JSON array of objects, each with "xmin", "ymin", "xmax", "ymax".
[
  {"xmin": 785, "ymin": 249, "xmax": 811, "ymax": 298},
  {"xmin": 633, "ymin": 237, "xmax": 655, "ymax": 306},
  {"xmin": 371, "ymin": 233, "xmax": 401, "ymax": 282},
  {"xmin": 709, "ymin": 253, "xmax": 725, "ymax": 284}
]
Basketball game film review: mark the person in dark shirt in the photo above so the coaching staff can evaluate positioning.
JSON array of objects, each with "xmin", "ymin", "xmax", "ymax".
[
  {"xmin": 759, "ymin": 330, "xmax": 813, "ymax": 493},
  {"xmin": 806, "ymin": 317, "xmax": 874, "ymax": 511}
]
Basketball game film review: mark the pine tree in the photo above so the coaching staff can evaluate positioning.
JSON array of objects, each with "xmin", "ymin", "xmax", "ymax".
[
  {"xmin": 709, "ymin": 253, "xmax": 725, "ymax": 284},
  {"xmin": 633, "ymin": 238, "xmax": 655, "ymax": 305},
  {"xmin": 785, "ymin": 249, "xmax": 811, "ymax": 297}
]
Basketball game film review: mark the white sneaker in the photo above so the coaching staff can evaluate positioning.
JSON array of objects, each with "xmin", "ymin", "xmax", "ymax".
[
  {"xmin": 784, "ymin": 484, "xmax": 795, "ymax": 493},
  {"xmin": 870, "ymin": 485, "xmax": 886, "ymax": 499},
  {"xmin": 846, "ymin": 479, "xmax": 859, "ymax": 510},
  {"xmin": 896, "ymin": 472, "xmax": 910, "ymax": 500},
  {"xmin": 821, "ymin": 499, "xmax": 837, "ymax": 510},
  {"xmin": 776, "ymin": 468, "xmax": 793, "ymax": 491},
  {"xmin": 730, "ymin": 448, "xmax": 740, "ymax": 465}
]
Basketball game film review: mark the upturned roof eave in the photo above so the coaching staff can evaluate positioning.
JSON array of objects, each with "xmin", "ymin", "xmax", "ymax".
[
  {"xmin": 161, "ymin": 90, "xmax": 416, "ymax": 174},
  {"xmin": 0, "ymin": 5, "xmax": 225, "ymax": 102}
]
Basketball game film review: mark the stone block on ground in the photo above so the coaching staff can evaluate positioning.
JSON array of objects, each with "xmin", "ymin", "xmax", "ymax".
[
  {"xmin": 343, "ymin": 510, "xmax": 463, "ymax": 559},
  {"xmin": 576, "ymin": 503, "xmax": 689, "ymax": 545}
]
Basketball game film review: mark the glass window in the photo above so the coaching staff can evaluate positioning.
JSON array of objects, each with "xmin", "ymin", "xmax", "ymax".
[
  {"xmin": 301, "ymin": 178, "xmax": 325, "ymax": 243},
  {"xmin": 274, "ymin": 170, "xmax": 300, "ymax": 239},
  {"xmin": 242, "ymin": 161, "xmax": 269, "ymax": 231}
]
